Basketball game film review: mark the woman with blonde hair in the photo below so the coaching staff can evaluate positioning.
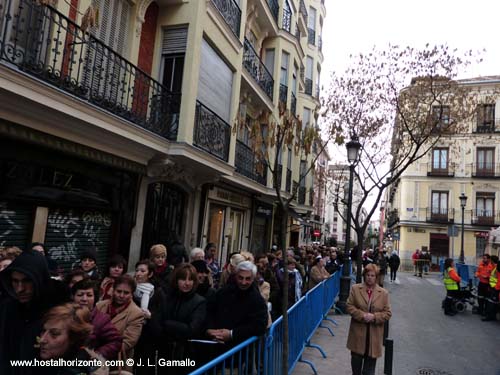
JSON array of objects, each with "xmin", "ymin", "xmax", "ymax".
[
  {"xmin": 219, "ymin": 253, "xmax": 245, "ymax": 287},
  {"xmin": 346, "ymin": 264, "xmax": 391, "ymax": 375},
  {"xmin": 149, "ymin": 244, "xmax": 173, "ymax": 290},
  {"xmin": 38, "ymin": 303, "xmax": 108, "ymax": 374}
]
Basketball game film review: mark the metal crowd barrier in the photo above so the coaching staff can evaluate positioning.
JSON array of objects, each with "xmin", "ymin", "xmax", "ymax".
[{"xmin": 189, "ymin": 269, "xmax": 342, "ymax": 375}]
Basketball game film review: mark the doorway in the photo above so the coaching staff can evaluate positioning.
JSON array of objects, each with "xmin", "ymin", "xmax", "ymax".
[{"xmin": 429, "ymin": 233, "xmax": 449, "ymax": 269}]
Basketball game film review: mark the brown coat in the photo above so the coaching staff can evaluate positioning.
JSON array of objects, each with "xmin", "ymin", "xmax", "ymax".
[
  {"xmin": 96, "ymin": 299, "xmax": 144, "ymax": 368},
  {"xmin": 309, "ymin": 265, "xmax": 330, "ymax": 289},
  {"xmin": 346, "ymin": 283, "xmax": 391, "ymax": 358}
]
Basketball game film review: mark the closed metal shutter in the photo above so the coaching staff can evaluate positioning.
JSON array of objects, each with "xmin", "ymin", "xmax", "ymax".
[
  {"xmin": 0, "ymin": 202, "xmax": 32, "ymax": 249},
  {"xmin": 45, "ymin": 208, "xmax": 113, "ymax": 273},
  {"xmin": 197, "ymin": 39, "xmax": 234, "ymax": 122},
  {"xmin": 162, "ymin": 25, "xmax": 188, "ymax": 55}
]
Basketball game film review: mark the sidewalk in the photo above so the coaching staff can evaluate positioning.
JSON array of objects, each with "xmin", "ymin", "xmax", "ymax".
[{"xmin": 293, "ymin": 311, "xmax": 387, "ymax": 375}]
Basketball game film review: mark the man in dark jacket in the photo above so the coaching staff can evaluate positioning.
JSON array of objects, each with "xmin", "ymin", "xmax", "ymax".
[
  {"xmin": 0, "ymin": 251, "xmax": 69, "ymax": 374},
  {"xmin": 206, "ymin": 261, "xmax": 268, "ymax": 345}
]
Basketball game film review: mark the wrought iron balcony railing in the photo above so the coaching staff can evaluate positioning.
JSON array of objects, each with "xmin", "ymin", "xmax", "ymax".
[
  {"xmin": 274, "ymin": 164, "xmax": 283, "ymax": 189},
  {"xmin": 307, "ymin": 28, "xmax": 316, "ymax": 45},
  {"xmin": 295, "ymin": 23, "xmax": 301, "ymax": 40},
  {"xmin": 290, "ymin": 92, "xmax": 297, "ymax": 115},
  {"xmin": 279, "ymin": 84, "xmax": 288, "ymax": 106},
  {"xmin": 243, "ymin": 38, "xmax": 274, "ymax": 100},
  {"xmin": 318, "ymin": 35, "xmax": 322, "ymax": 51},
  {"xmin": 0, "ymin": 0, "xmax": 181, "ymax": 140},
  {"xmin": 315, "ymin": 85, "xmax": 320, "ymax": 99},
  {"xmin": 305, "ymin": 78, "xmax": 313, "ymax": 95},
  {"xmin": 211, "ymin": 0, "xmax": 241, "ymax": 37},
  {"xmin": 286, "ymin": 168, "xmax": 292, "ymax": 192},
  {"xmin": 293, "ymin": 181, "xmax": 299, "ymax": 201},
  {"xmin": 298, "ymin": 186, "xmax": 306, "ymax": 204},
  {"xmin": 426, "ymin": 208, "xmax": 454, "ymax": 223},
  {"xmin": 235, "ymin": 140, "xmax": 267, "ymax": 185},
  {"xmin": 299, "ymin": 0, "xmax": 308, "ymax": 20},
  {"xmin": 426, "ymin": 162, "xmax": 455, "ymax": 177},
  {"xmin": 471, "ymin": 209, "xmax": 500, "ymax": 226},
  {"xmin": 300, "ymin": 65, "xmax": 305, "ymax": 82},
  {"xmin": 473, "ymin": 117, "xmax": 500, "ymax": 133},
  {"xmin": 194, "ymin": 100, "xmax": 231, "ymax": 161},
  {"xmin": 266, "ymin": 0, "xmax": 279, "ymax": 23},
  {"xmin": 282, "ymin": 4, "xmax": 292, "ymax": 32},
  {"xmin": 309, "ymin": 189, "xmax": 314, "ymax": 206},
  {"xmin": 470, "ymin": 162, "xmax": 500, "ymax": 178}
]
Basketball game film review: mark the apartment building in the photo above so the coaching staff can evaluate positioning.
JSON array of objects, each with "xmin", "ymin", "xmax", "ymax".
[
  {"xmin": 385, "ymin": 76, "xmax": 500, "ymax": 265},
  {"xmin": 0, "ymin": 0, "xmax": 326, "ymax": 270}
]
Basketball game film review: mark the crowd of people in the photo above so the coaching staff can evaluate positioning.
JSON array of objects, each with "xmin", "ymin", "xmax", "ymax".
[{"xmin": 0, "ymin": 241, "xmax": 347, "ymax": 375}]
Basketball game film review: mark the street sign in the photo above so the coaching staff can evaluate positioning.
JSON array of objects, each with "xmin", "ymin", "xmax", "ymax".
[
  {"xmin": 313, "ymin": 229, "xmax": 321, "ymax": 237},
  {"xmin": 447, "ymin": 225, "xmax": 458, "ymax": 237}
]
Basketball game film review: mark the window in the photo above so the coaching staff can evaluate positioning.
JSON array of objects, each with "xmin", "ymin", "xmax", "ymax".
[
  {"xmin": 264, "ymin": 49, "xmax": 275, "ymax": 75},
  {"xmin": 477, "ymin": 104, "xmax": 495, "ymax": 131},
  {"xmin": 305, "ymin": 56, "xmax": 313, "ymax": 94},
  {"xmin": 476, "ymin": 148, "xmax": 495, "ymax": 176},
  {"xmin": 476, "ymin": 192, "xmax": 495, "ymax": 225},
  {"xmin": 431, "ymin": 105, "xmax": 450, "ymax": 130},
  {"xmin": 308, "ymin": 7, "xmax": 316, "ymax": 30},
  {"xmin": 431, "ymin": 148, "xmax": 448, "ymax": 173},
  {"xmin": 303, "ymin": 107, "xmax": 311, "ymax": 127},
  {"xmin": 161, "ymin": 26, "xmax": 188, "ymax": 93},
  {"xmin": 280, "ymin": 52, "xmax": 290, "ymax": 86},
  {"xmin": 431, "ymin": 191, "xmax": 448, "ymax": 218}
]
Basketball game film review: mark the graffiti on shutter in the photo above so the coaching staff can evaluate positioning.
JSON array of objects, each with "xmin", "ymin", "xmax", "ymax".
[
  {"xmin": 45, "ymin": 208, "xmax": 112, "ymax": 273},
  {"xmin": 0, "ymin": 202, "xmax": 32, "ymax": 249}
]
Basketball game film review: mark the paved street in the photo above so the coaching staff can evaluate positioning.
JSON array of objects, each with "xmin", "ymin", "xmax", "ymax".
[{"xmin": 293, "ymin": 271, "xmax": 500, "ymax": 375}]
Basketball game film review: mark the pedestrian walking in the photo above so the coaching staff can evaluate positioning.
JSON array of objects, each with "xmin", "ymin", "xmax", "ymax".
[
  {"xmin": 388, "ymin": 250, "xmax": 400, "ymax": 282},
  {"xmin": 346, "ymin": 264, "xmax": 392, "ymax": 375},
  {"xmin": 482, "ymin": 255, "xmax": 499, "ymax": 322},
  {"xmin": 412, "ymin": 249, "xmax": 420, "ymax": 276}
]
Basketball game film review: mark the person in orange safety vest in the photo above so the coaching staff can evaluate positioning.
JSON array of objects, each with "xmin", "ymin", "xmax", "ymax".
[
  {"xmin": 474, "ymin": 254, "xmax": 494, "ymax": 316},
  {"xmin": 443, "ymin": 258, "xmax": 461, "ymax": 316},
  {"xmin": 482, "ymin": 255, "xmax": 499, "ymax": 322}
]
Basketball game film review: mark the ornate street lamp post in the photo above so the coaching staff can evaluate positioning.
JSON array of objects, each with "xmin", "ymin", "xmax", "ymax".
[
  {"xmin": 337, "ymin": 134, "xmax": 361, "ymax": 312},
  {"xmin": 459, "ymin": 192, "xmax": 467, "ymax": 264}
]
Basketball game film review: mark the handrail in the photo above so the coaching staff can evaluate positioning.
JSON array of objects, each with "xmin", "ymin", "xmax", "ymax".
[{"xmin": 243, "ymin": 38, "xmax": 274, "ymax": 100}]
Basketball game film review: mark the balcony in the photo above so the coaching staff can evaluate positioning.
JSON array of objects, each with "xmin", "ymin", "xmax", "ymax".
[
  {"xmin": 315, "ymin": 85, "xmax": 320, "ymax": 99},
  {"xmin": 426, "ymin": 208, "xmax": 454, "ymax": 224},
  {"xmin": 309, "ymin": 189, "xmax": 314, "ymax": 206},
  {"xmin": 282, "ymin": 3, "xmax": 292, "ymax": 32},
  {"xmin": 211, "ymin": 0, "xmax": 241, "ymax": 37},
  {"xmin": 0, "ymin": 0, "xmax": 180, "ymax": 140},
  {"xmin": 279, "ymin": 84, "xmax": 288, "ymax": 106},
  {"xmin": 290, "ymin": 92, "xmax": 297, "ymax": 115},
  {"xmin": 286, "ymin": 168, "xmax": 292, "ymax": 192},
  {"xmin": 307, "ymin": 28, "xmax": 316, "ymax": 45},
  {"xmin": 194, "ymin": 101, "xmax": 231, "ymax": 161},
  {"xmin": 473, "ymin": 118, "xmax": 500, "ymax": 133},
  {"xmin": 274, "ymin": 164, "xmax": 283, "ymax": 189},
  {"xmin": 426, "ymin": 163, "xmax": 455, "ymax": 177},
  {"xmin": 266, "ymin": 0, "xmax": 279, "ymax": 23},
  {"xmin": 305, "ymin": 78, "xmax": 313, "ymax": 95},
  {"xmin": 318, "ymin": 35, "xmax": 322, "ymax": 51},
  {"xmin": 298, "ymin": 186, "xmax": 306, "ymax": 204},
  {"xmin": 470, "ymin": 163, "xmax": 500, "ymax": 178},
  {"xmin": 471, "ymin": 209, "xmax": 499, "ymax": 226},
  {"xmin": 235, "ymin": 140, "xmax": 267, "ymax": 185},
  {"xmin": 243, "ymin": 38, "xmax": 274, "ymax": 100},
  {"xmin": 293, "ymin": 181, "xmax": 299, "ymax": 202}
]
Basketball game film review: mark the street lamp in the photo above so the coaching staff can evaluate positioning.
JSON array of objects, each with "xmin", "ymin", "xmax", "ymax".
[
  {"xmin": 337, "ymin": 134, "xmax": 361, "ymax": 312},
  {"xmin": 459, "ymin": 192, "xmax": 467, "ymax": 264}
]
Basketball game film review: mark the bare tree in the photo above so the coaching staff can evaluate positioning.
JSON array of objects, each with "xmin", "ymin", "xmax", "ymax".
[
  {"xmin": 323, "ymin": 44, "xmax": 490, "ymax": 281},
  {"xmin": 236, "ymin": 102, "xmax": 331, "ymax": 373}
]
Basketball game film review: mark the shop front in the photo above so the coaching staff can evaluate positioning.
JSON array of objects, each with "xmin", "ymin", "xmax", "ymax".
[
  {"xmin": 250, "ymin": 202, "xmax": 273, "ymax": 254},
  {"xmin": 202, "ymin": 186, "xmax": 251, "ymax": 266},
  {"xmin": 0, "ymin": 135, "xmax": 140, "ymax": 273}
]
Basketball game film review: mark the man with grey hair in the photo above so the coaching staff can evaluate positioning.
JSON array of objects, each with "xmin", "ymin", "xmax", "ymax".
[
  {"xmin": 190, "ymin": 247, "xmax": 205, "ymax": 262},
  {"xmin": 206, "ymin": 260, "xmax": 268, "ymax": 346}
]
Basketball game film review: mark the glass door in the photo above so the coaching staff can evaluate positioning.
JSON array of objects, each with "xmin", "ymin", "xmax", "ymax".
[{"xmin": 207, "ymin": 204, "xmax": 225, "ymax": 266}]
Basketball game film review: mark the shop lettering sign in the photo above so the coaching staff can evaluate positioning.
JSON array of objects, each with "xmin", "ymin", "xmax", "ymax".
[{"xmin": 209, "ymin": 187, "xmax": 251, "ymax": 207}]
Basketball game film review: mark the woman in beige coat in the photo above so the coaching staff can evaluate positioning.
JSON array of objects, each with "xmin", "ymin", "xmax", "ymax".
[
  {"xmin": 308, "ymin": 256, "xmax": 330, "ymax": 290},
  {"xmin": 346, "ymin": 264, "xmax": 391, "ymax": 375},
  {"xmin": 96, "ymin": 274, "xmax": 144, "ymax": 372}
]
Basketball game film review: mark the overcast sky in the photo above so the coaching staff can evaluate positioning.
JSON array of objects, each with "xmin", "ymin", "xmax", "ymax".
[
  {"xmin": 321, "ymin": 0, "xmax": 500, "ymax": 217},
  {"xmin": 323, "ymin": 0, "xmax": 500, "ymax": 79}
]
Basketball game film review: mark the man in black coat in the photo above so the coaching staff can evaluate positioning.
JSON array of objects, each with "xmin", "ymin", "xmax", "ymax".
[
  {"xmin": 0, "ymin": 251, "xmax": 69, "ymax": 375},
  {"xmin": 206, "ymin": 261, "xmax": 268, "ymax": 345}
]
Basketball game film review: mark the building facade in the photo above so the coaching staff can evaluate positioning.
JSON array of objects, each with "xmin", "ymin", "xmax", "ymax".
[
  {"xmin": 385, "ymin": 76, "xmax": 500, "ymax": 265},
  {"xmin": 0, "ymin": 0, "xmax": 326, "ymax": 270}
]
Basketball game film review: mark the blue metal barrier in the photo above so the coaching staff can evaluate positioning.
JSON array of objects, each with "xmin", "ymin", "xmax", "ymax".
[
  {"xmin": 189, "ymin": 336, "xmax": 264, "ymax": 375},
  {"xmin": 189, "ymin": 269, "xmax": 343, "ymax": 375}
]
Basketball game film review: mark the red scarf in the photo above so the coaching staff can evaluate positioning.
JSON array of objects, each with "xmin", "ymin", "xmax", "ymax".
[
  {"xmin": 367, "ymin": 288, "xmax": 373, "ymax": 300},
  {"xmin": 108, "ymin": 300, "xmax": 131, "ymax": 319},
  {"xmin": 155, "ymin": 261, "xmax": 167, "ymax": 276}
]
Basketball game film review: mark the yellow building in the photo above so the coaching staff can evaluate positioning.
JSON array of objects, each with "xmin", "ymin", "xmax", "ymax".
[
  {"xmin": 0, "ymin": 0, "xmax": 326, "ymax": 269},
  {"xmin": 386, "ymin": 76, "xmax": 500, "ymax": 266}
]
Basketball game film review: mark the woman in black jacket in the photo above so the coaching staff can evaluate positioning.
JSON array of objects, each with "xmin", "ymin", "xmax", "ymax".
[{"xmin": 149, "ymin": 264, "xmax": 206, "ymax": 374}]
